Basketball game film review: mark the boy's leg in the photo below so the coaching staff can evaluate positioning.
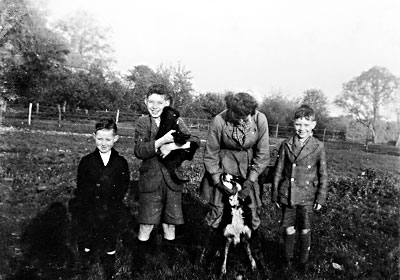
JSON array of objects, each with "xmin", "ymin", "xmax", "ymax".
[
  {"xmin": 281, "ymin": 205, "xmax": 297, "ymax": 263},
  {"xmin": 162, "ymin": 223, "xmax": 175, "ymax": 241},
  {"xmin": 284, "ymin": 227, "xmax": 296, "ymax": 262},
  {"xmin": 138, "ymin": 224, "xmax": 154, "ymax": 241},
  {"xmin": 298, "ymin": 205, "xmax": 313, "ymax": 265},
  {"xmin": 162, "ymin": 181, "xmax": 184, "ymax": 240},
  {"xmin": 138, "ymin": 185, "xmax": 163, "ymax": 241},
  {"xmin": 299, "ymin": 229, "xmax": 311, "ymax": 264}
]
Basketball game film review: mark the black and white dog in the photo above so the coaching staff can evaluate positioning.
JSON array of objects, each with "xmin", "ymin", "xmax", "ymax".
[
  {"xmin": 220, "ymin": 173, "xmax": 257, "ymax": 275},
  {"xmin": 155, "ymin": 106, "xmax": 199, "ymax": 183}
]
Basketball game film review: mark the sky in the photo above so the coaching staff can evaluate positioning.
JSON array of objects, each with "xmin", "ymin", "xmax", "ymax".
[{"xmin": 46, "ymin": 0, "xmax": 400, "ymax": 116}]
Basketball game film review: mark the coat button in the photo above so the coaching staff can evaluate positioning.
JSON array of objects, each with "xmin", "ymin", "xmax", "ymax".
[
  {"xmin": 291, "ymin": 178, "xmax": 295, "ymax": 182},
  {"xmin": 306, "ymin": 181, "xmax": 309, "ymax": 184},
  {"xmin": 308, "ymin": 165, "xmax": 311, "ymax": 169},
  {"xmin": 96, "ymin": 183, "xmax": 100, "ymax": 187}
]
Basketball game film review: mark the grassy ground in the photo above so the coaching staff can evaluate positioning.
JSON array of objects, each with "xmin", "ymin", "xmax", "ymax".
[{"xmin": 0, "ymin": 125, "xmax": 399, "ymax": 279}]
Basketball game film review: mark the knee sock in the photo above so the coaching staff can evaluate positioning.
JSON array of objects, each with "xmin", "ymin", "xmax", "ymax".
[
  {"xmin": 299, "ymin": 231, "xmax": 311, "ymax": 264},
  {"xmin": 284, "ymin": 233, "xmax": 296, "ymax": 261}
]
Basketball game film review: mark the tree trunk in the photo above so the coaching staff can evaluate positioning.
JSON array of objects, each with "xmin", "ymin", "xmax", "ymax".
[{"xmin": 370, "ymin": 124, "xmax": 377, "ymax": 144}]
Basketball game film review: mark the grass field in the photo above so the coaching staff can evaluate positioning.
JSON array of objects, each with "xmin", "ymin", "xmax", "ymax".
[{"xmin": 0, "ymin": 125, "xmax": 399, "ymax": 280}]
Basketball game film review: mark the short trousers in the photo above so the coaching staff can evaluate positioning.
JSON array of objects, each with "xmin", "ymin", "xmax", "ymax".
[
  {"xmin": 281, "ymin": 204, "xmax": 313, "ymax": 229},
  {"xmin": 138, "ymin": 179, "xmax": 184, "ymax": 225}
]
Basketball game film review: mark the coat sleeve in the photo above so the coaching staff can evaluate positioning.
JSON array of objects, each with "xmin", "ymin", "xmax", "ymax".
[
  {"xmin": 248, "ymin": 112, "xmax": 270, "ymax": 182},
  {"xmin": 134, "ymin": 116, "xmax": 158, "ymax": 160},
  {"xmin": 75, "ymin": 157, "xmax": 90, "ymax": 202},
  {"xmin": 203, "ymin": 116, "xmax": 223, "ymax": 185},
  {"xmin": 272, "ymin": 142, "xmax": 285, "ymax": 203},
  {"xmin": 112, "ymin": 157, "xmax": 130, "ymax": 202},
  {"xmin": 315, "ymin": 143, "xmax": 329, "ymax": 205}
]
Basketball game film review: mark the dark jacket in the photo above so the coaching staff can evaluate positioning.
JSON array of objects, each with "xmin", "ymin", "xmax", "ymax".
[
  {"xmin": 134, "ymin": 115, "xmax": 199, "ymax": 192},
  {"xmin": 70, "ymin": 148, "xmax": 129, "ymax": 212},
  {"xmin": 201, "ymin": 110, "xmax": 270, "ymax": 207},
  {"xmin": 272, "ymin": 136, "xmax": 328, "ymax": 207}
]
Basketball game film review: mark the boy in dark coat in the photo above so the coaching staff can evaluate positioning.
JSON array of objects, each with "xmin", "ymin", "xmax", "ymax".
[
  {"xmin": 69, "ymin": 118, "xmax": 130, "ymax": 278},
  {"xmin": 272, "ymin": 105, "xmax": 328, "ymax": 271}
]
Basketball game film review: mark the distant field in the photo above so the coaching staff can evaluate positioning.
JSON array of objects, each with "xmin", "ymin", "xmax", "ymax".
[{"xmin": 0, "ymin": 126, "xmax": 399, "ymax": 280}]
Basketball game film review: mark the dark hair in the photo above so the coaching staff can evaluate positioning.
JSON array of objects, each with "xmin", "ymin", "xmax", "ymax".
[
  {"xmin": 294, "ymin": 104, "xmax": 315, "ymax": 121},
  {"xmin": 95, "ymin": 118, "xmax": 118, "ymax": 134},
  {"xmin": 226, "ymin": 92, "xmax": 258, "ymax": 117},
  {"xmin": 147, "ymin": 83, "xmax": 173, "ymax": 104}
]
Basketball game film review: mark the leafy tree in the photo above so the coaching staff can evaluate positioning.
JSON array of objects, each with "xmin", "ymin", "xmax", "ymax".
[
  {"xmin": 301, "ymin": 88, "xmax": 330, "ymax": 129},
  {"xmin": 259, "ymin": 93, "xmax": 299, "ymax": 126},
  {"xmin": 0, "ymin": 0, "xmax": 69, "ymax": 104},
  {"xmin": 51, "ymin": 10, "xmax": 114, "ymax": 72},
  {"xmin": 155, "ymin": 63, "xmax": 194, "ymax": 115},
  {"xmin": 191, "ymin": 92, "xmax": 226, "ymax": 119},
  {"xmin": 335, "ymin": 66, "xmax": 400, "ymax": 143},
  {"xmin": 125, "ymin": 63, "xmax": 194, "ymax": 115},
  {"xmin": 125, "ymin": 65, "xmax": 159, "ymax": 113}
]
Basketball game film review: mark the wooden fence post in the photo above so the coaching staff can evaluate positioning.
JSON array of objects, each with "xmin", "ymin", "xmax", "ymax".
[
  {"xmin": 275, "ymin": 124, "xmax": 279, "ymax": 138},
  {"xmin": 28, "ymin": 103, "xmax": 32, "ymax": 126},
  {"xmin": 323, "ymin": 128, "xmax": 326, "ymax": 142},
  {"xmin": 116, "ymin": 109, "xmax": 120, "ymax": 123},
  {"xmin": 36, "ymin": 103, "xmax": 39, "ymax": 114},
  {"xmin": 57, "ymin": 104, "xmax": 62, "ymax": 127}
]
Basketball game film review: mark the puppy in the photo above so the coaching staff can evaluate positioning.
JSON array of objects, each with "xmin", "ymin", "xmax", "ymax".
[
  {"xmin": 155, "ymin": 106, "xmax": 199, "ymax": 183},
  {"xmin": 220, "ymin": 173, "xmax": 257, "ymax": 275}
]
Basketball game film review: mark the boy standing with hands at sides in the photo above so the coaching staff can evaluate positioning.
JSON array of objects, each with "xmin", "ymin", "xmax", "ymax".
[
  {"xmin": 69, "ymin": 118, "xmax": 129, "ymax": 279},
  {"xmin": 272, "ymin": 105, "xmax": 328, "ymax": 272},
  {"xmin": 134, "ymin": 84, "xmax": 198, "ymax": 253}
]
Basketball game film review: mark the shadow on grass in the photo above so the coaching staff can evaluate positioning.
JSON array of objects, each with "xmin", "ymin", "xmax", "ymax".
[
  {"xmin": 7, "ymin": 185, "xmax": 284, "ymax": 280},
  {"xmin": 8, "ymin": 202, "xmax": 75, "ymax": 280}
]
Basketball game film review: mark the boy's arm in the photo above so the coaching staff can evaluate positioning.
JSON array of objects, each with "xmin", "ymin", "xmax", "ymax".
[
  {"xmin": 315, "ymin": 144, "xmax": 329, "ymax": 205},
  {"xmin": 73, "ymin": 157, "xmax": 93, "ymax": 207},
  {"xmin": 271, "ymin": 142, "xmax": 285, "ymax": 203},
  {"xmin": 159, "ymin": 117, "xmax": 200, "ymax": 157},
  {"xmin": 134, "ymin": 117, "xmax": 157, "ymax": 160},
  {"xmin": 134, "ymin": 116, "xmax": 175, "ymax": 159}
]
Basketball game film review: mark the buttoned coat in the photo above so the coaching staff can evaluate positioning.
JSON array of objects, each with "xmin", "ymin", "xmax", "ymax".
[
  {"xmin": 70, "ymin": 148, "xmax": 130, "ymax": 212},
  {"xmin": 201, "ymin": 110, "xmax": 270, "ymax": 207},
  {"xmin": 272, "ymin": 136, "xmax": 328, "ymax": 207},
  {"xmin": 68, "ymin": 148, "xmax": 130, "ymax": 252},
  {"xmin": 134, "ymin": 115, "xmax": 198, "ymax": 193}
]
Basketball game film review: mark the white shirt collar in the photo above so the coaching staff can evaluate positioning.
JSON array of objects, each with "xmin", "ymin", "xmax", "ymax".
[{"xmin": 99, "ymin": 150, "xmax": 111, "ymax": 166}]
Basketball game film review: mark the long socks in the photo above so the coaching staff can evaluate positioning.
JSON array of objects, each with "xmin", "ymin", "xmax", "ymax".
[
  {"xmin": 284, "ymin": 233, "xmax": 296, "ymax": 261},
  {"xmin": 299, "ymin": 231, "xmax": 311, "ymax": 264}
]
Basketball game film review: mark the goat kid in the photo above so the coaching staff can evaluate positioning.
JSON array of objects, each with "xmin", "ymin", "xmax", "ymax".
[{"xmin": 220, "ymin": 173, "xmax": 257, "ymax": 275}]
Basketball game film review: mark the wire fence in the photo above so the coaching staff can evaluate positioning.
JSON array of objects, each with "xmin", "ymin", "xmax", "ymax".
[
  {"xmin": 1, "ymin": 104, "xmax": 348, "ymax": 141},
  {"xmin": 2, "ymin": 104, "xmax": 399, "ymax": 156}
]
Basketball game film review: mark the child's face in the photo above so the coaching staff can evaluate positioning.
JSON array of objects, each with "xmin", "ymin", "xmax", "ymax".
[
  {"xmin": 293, "ymin": 117, "xmax": 316, "ymax": 140},
  {"xmin": 93, "ymin": 129, "xmax": 119, "ymax": 153},
  {"xmin": 145, "ymin": 93, "xmax": 170, "ymax": 118}
]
